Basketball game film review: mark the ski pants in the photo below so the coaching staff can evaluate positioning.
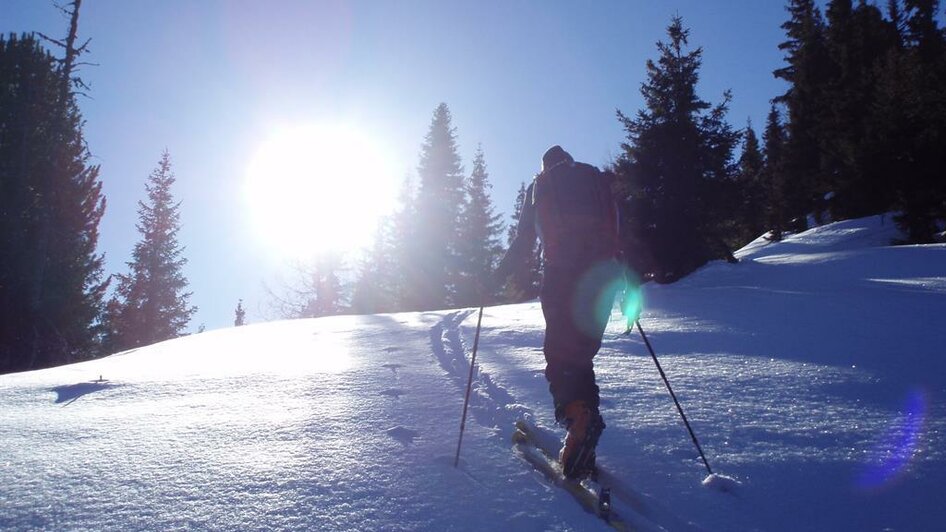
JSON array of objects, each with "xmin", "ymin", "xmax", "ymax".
[{"xmin": 541, "ymin": 258, "xmax": 623, "ymax": 423}]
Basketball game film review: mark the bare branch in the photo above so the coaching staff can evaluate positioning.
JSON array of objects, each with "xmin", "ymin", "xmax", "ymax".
[
  {"xmin": 52, "ymin": 1, "xmax": 70, "ymax": 17},
  {"xmin": 35, "ymin": 32, "xmax": 67, "ymax": 49}
]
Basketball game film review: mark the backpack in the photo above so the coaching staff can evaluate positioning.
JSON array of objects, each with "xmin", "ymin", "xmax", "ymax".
[{"xmin": 532, "ymin": 161, "xmax": 619, "ymax": 268}]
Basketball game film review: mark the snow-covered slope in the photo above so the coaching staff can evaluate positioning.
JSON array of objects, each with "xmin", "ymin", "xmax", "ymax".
[{"xmin": 2, "ymin": 215, "xmax": 944, "ymax": 531}]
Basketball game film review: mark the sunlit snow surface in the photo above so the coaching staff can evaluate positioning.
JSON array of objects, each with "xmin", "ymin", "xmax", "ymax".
[{"xmin": 2, "ymin": 215, "xmax": 945, "ymax": 530}]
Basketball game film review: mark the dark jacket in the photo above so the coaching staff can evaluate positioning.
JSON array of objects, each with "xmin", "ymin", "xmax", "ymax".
[{"xmin": 498, "ymin": 148, "xmax": 618, "ymax": 280}]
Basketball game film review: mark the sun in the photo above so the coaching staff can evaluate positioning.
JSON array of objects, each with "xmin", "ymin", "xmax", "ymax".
[{"xmin": 244, "ymin": 123, "xmax": 398, "ymax": 259}]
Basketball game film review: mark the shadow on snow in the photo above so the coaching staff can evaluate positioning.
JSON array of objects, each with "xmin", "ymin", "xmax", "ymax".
[{"xmin": 50, "ymin": 379, "xmax": 118, "ymax": 406}]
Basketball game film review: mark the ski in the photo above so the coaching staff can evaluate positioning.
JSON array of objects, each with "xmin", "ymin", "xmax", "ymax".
[
  {"xmin": 513, "ymin": 422, "xmax": 631, "ymax": 531},
  {"xmin": 514, "ymin": 419, "xmax": 651, "ymax": 517}
]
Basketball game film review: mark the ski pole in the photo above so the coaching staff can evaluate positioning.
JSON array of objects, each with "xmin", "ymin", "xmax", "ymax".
[
  {"xmin": 454, "ymin": 305, "xmax": 485, "ymax": 468},
  {"xmin": 636, "ymin": 320, "xmax": 714, "ymax": 476}
]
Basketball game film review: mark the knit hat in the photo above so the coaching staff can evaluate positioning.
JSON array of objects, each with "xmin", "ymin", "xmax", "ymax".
[{"xmin": 541, "ymin": 145, "xmax": 574, "ymax": 173}]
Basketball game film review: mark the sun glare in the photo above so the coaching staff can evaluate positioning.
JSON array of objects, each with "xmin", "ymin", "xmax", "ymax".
[{"xmin": 245, "ymin": 123, "xmax": 398, "ymax": 259}]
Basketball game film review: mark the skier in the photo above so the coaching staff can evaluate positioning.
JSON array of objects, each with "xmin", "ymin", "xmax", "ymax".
[{"xmin": 496, "ymin": 145, "xmax": 626, "ymax": 479}]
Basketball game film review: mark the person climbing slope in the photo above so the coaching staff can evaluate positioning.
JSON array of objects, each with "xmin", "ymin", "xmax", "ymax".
[{"xmin": 496, "ymin": 145, "xmax": 627, "ymax": 479}]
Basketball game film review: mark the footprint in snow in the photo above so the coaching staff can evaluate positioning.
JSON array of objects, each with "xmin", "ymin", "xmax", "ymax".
[
  {"xmin": 386, "ymin": 426, "xmax": 419, "ymax": 445},
  {"xmin": 380, "ymin": 388, "xmax": 406, "ymax": 399}
]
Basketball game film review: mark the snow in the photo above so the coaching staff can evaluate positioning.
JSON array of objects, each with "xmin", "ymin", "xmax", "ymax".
[
  {"xmin": 701, "ymin": 473, "xmax": 740, "ymax": 494},
  {"xmin": 2, "ymin": 214, "xmax": 945, "ymax": 530}
]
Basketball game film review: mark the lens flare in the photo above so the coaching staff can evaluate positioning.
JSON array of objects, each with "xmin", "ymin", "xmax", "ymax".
[
  {"xmin": 856, "ymin": 387, "xmax": 928, "ymax": 491},
  {"xmin": 621, "ymin": 278, "xmax": 643, "ymax": 324},
  {"xmin": 572, "ymin": 260, "xmax": 628, "ymax": 338}
]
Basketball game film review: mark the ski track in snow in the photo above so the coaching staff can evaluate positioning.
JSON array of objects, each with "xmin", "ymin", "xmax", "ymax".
[
  {"xmin": 430, "ymin": 309, "xmax": 696, "ymax": 531},
  {"xmin": 429, "ymin": 309, "xmax": 529, "ymax": 439}
]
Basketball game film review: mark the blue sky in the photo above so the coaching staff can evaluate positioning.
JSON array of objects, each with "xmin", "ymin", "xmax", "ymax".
[{"xmin": 5, "ymin": 0, "xmax": 790, "ymax": 330}]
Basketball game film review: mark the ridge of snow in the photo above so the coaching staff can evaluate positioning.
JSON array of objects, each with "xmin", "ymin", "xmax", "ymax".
[{"xmin": 736, "ymin": 214, "xmax": 905, "ymax": 261}]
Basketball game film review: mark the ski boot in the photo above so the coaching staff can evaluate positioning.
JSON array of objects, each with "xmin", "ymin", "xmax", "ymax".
[{"xmin": 559, "ymin": 400, "xmax": 605, "ymax": 479}]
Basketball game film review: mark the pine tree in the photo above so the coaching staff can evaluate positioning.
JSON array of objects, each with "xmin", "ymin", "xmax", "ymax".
[
  {"xmin": 903, "ymin": 0, "xmax": 943, "ymax": 61},
  {"xmin": 0, "ymin": 31, "xmax": 107, "ymax": 373},
  {"xmin": 891, "ymin": 0, "xmax": 946, "ymax": 242},
  {"xmin": 351, "ymin": 217, "xmax": 397, "ymax": 314},
  {"xmin": 615, "ymin": 16, "xmax": 739, "ymax": 282},
  {"xmin": 503, "ymin": 182, "xmax": 541, "ymax": 301},
  {"xmin": 406, "ymin": 103, "xmax": 465, "ymax": 310},
  {"xmin": 768, "ymin": 0, "xmax": 945, "ymax": 241},
  {"xmin": 700, "ymin": 91, "xmax": 742, "ymax": 262},
  {"xmin": 734, "ymin": 120, "xmax": 766, "ymax": 243},
  {"xmin": 869, "ymin": 1, "xmax": 913, "ymax": 208},
  {"xmin": 389, "ymin": 173, "xmax": 417, "ymax": 309},
  {"xmin": 822, "ymin": 0, "xmax": 857, "ymax": 215},
  {"xmin": 774, "ymin": 0, "xmax": 832, "ymax": 227},
  {"xmin": 455, "ymin": 145, "xmax": 505, "ymax": 307},
  {"xmin": 822, "ymin": 0, "xmax": 900, "ymax": 218},
  {"xmin": 105, "ymin": 151, "xmax": 196, "ymax": 351},
  {"xmin": 762, "ymin": 106, "xmax": 788, "ymax": 242},
  {"xmin": 887, "ymin": 0, "xmax": 905, "ymax": 36},
  {"xmin": 355, "ymin": 172, "xmax": 419, "ymax": 313},
  {"xmin": 234, "ymin": 300, "xmax": 246, "ymax": 326}
]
